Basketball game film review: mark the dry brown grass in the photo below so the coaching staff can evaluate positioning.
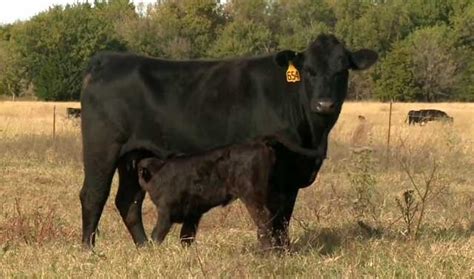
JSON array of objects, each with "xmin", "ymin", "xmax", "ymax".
[{"xmin": 1, "ymin": 101, "xmax": 473, "ymax": 277}]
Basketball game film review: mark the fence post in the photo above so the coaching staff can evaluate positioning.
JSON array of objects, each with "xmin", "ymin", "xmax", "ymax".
[
  {"xmin": 386, "ymin": 100, "xmax": 393, "ymax": 168},
  {"xmin": 52, "ymin": 105, "xmax": 56, "ymax": 141}
]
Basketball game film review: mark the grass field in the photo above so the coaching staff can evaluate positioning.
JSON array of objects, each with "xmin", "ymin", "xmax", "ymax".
[{"xmin": 1, "ymin": 101, "xmax": 473, "ymax": 277}]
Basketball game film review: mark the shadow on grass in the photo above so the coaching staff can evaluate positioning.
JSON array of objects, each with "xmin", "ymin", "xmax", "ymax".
[
  {"xmin": 291, "ymin": 227, "xmax": 344, "ymax": 255},
  {"xmin": 289, "ymin": 222, "xmax": 473, "ymax": 256}
]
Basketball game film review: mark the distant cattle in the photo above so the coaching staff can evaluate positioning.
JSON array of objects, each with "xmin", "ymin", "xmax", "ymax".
[
  {"xmin": 79, "ymin": 34, "xmax": 378, "ymax": 248},
  {"xmin": 137, "ymin": 142, "xmax": 275, "ymax": 249},
  {"xmin": 66, "ymin": 108, "xmax": 81, "ymax": 119},
  {"xmin": 407, "ymin": 109, "xmax": 453, "ymax": 125}
]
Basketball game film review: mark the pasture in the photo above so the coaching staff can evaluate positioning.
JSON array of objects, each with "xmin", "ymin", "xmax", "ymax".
[{"xmin": 0, "ymin": 101, "xmax": 473, "ymax": 277}]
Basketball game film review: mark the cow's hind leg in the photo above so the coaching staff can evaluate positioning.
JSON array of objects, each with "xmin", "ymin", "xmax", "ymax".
[
  {"xmin": 180, "ymin": 214, "xmax": 202, "ymax": 247},
  {"xmin": 116, "ymin": 157, "xmax": 148, "ymax": 246},
  {"xmin": 80, "ymin": 144, "xmax": 121, "ymax": 249}
]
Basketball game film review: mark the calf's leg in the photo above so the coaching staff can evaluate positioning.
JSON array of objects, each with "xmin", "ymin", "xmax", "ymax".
[
  {"xmin": 151, "ymin": 210, "xmax": 172, "ymax": 244},
  {"xmin": 242, "ymin": 199, "xmax": 273, "ymax": 250},
  {"xmin": 180, "ymin": 214, "xmax": 202, "ymax": 246}
]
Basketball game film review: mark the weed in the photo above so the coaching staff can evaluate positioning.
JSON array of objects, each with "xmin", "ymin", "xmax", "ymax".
[
  {"xmin": 346, "ymin": 147, "xmax": 384, "ymax": 235},
  {"xmin": 0, "ymin": 199, "xmax": 77, "ymax": 245},
  {"xmin": 395, "ymin": 139, "xmax": 450, "ymax": 238}
]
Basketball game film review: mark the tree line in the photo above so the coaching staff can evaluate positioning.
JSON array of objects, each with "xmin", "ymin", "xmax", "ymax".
[{"xmin": 0, "ymin": 0, "xmax": 472, "ymax": 102}]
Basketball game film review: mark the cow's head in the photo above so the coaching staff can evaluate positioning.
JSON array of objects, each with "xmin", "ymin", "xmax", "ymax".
[{"xmin": 276, "ymin": 34, "xmax": 378, "ymax": 115}]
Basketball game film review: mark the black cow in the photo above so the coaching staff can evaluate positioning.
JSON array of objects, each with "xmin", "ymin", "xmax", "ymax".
[
  {"xmin": 137, "ymin": 141, "xmax": 275, "ymax": 249},
  {"xmin": 79, "ymin": 34, "xmax": 378, "ymax": 248},
  {"xmin": 66, "ymin": 107, "xmax": 81, "ymax": 119},
  {"xmin": 407, "ymin": 109, "xmax": 453, "ymax": 125}
]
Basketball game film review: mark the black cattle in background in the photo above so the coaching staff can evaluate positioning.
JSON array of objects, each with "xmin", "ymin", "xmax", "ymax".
[
  {"xmin": 407, "ymin": 109, "xmax": 453, "ymax": 125},
  {"xmin": 66, "ymin": 108, "xmax": 81, "ymax": 119},
  {"xmin": 79, "ymin": 34, "xmax": 378, "ymax": 249}
]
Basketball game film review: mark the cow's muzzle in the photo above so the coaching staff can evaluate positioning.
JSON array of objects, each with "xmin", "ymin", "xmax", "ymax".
[{"xmin": 311, "ymin": 99, "xmax": 337, "ymax": 114}]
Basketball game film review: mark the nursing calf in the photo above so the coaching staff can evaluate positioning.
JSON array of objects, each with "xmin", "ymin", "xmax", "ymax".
[{"xmin": 138, "ymin": 142, "xmax": 275, "ymax": 249}]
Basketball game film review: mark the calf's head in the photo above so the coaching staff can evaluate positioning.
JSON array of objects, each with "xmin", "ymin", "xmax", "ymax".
[
  {"xmin": 276, "ymin": 34, "xmax": 378, "ymax": 115},
  {"xmin": 137, "ymin": 158, "xmax": 165, "ymax": 188}
]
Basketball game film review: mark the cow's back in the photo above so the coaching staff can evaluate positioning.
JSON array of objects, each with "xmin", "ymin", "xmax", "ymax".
[{"xmin": 81, "ymin": 52, "xmax": 304, "ymax": 159}]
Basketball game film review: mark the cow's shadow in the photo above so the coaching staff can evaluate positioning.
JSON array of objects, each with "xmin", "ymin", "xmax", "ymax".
[
  {"xmin": 289, "ymin": 224, "xmax": 383, "ymax": 255},
  {"xmin": 288, "ymin": 223, "xmax": 473, "ymax": 256},
  {"xmin": 290, "ymin": 227, "xmax": 344, "ymax": 255}
]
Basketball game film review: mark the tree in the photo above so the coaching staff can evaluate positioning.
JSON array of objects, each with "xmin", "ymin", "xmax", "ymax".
[
  {"xmin": 0, "ymin": 24, "xmax": 28, "ymax": 99},
  {"xmin": 333, "ymin": 0, "xmax": 370, "ymax": 48},
  {"xmin": 210, "ymin": 0, "xmax": 273, "ymax": 57},
  {"xmin": 275, "ymin": 0, "xmax": 335, "ymax": 51},
  {"xmin": 374, "ymin": 42, "xmax": 419, "ymax": 101},
  {"xmin": 374, "ymin": 25, "xmax": 460, "ymax": 102},
  {"xmin": 9, "ymin": 3, "xmax": 129, "ymax": 101},
  {"xmin": 408, "ymin": 26, "xmax": 459, "ymax": 102},
  {"xmin": 450, "ymin": 2, "xmax": 474, "ymax": 101},
  {"xmin": 450, "ymin": 0, "xmax": 473, "ymax": 47},
  {"xmin": 211, "ymin": 20, "xmax": 273, "ymax": 57},
  {"xmin": 407, "ymin": 0, "xmax": 453, "ymax": 27},
  {"xmin": 122, "ymin": 0, "xmax": 223, "ymax": 59},
  {"xmin": 455, "ymin": 54, "xmax": 474, "ymax": 101}
]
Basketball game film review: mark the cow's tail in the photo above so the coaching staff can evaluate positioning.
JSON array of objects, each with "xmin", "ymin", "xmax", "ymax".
[
  {"xmin": 82, "ymin": 53, "xmax": 107, "ymax": 91},
  {"xmin": 270, "ymin": 133, "xmax": 324, "ymax": 158}
]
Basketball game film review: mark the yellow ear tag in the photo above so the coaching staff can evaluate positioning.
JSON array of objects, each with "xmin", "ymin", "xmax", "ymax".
[{"xmin": 286, "ymin": 62, "xmax": 300, "ymax": 83}]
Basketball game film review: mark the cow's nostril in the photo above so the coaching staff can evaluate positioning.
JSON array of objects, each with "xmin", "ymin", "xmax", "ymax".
[{"xmin": 313, "ymin": 100, "xmax": 336, "ymax": 113}]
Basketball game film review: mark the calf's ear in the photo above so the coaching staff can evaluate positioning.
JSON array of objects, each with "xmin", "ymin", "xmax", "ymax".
[
  {"xmin": 138, "ymin": 167, "xmax": 152, "ymax": 183},
  {"xmin": 275, "ymin": 50, "xmax": 304, "ymax": 68},
  {"xmin": 349, "ymin": 49, "xmax": 378, "ymax": 70}
]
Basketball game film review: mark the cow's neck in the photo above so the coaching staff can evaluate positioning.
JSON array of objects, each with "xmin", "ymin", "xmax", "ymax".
[{"xmin": 297, "ymin": 84, "xmax": 326, "ymax": 149}]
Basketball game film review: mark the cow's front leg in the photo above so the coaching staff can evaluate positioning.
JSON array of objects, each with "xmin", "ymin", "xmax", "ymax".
[
  {"xmin": 266, "ymin": 187, "xmax": 299, "ymax": 249},
  {"xmin": 116, "ymin": 161, "xmax": 148, "ymax": 246},
  {"xmin": 180, "ymin": 214, "xmax": 202, "ymax": 247}
]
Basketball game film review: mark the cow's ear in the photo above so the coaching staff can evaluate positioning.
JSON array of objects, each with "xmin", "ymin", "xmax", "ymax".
[
  {"xmin": 349, "ymin": 49, "xmax": 378, "ymax": 70},
  {"xmin": 275, "ymin": 50, "xmax": 304, "ymax": 68}
]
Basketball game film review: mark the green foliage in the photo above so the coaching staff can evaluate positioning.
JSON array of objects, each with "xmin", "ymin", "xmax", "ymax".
[
  {"xmin": 455, "ymin": 52, "xmax": 474, "ymax": 101},
  {"xmin": 450, "ymin": 0, "xmax": 474, "ymax": 48},
  {"xmin": 347, "ymin": 148, "xmax": 382, "ymax": 227},
  {"xmin": 7, "ymin": 2, "xmax": 129, "ymax": 100},
  {"xmin": 0, "ymin": 0, "xmax": 472, "ymax": 101},
  {"xmin": 374, "ymin": 42, "xmax": 419, "ymax": 101},
  {"xmin": 333, "ymin": 0, "xmax": 370, "ymax": 49},
  {"xmin": 275, "ymin": 0, "xmax": 335, "ymax": 51},
  {"xmin": 408, "ymin": 26, "xmax": 459, "ymax": 102},
  {"xmin": 211, "ymin": 20, "xmax": 272, "ymax": 57},
  {"xmin": 346, "ymin": 1, "xmax": 413, "ymax": 55},
  {"xmin": 407, "ymin": 0, "xmax": 453, "ymax": 27},
  {"xmin": 120, "ymin": 0, "xmax": 224, "ymax": 59},
  {"xmin": 0, "ymin": 40, "xmax": 28, "ymax": 98},
  {"xmin": 211, "ymin": 0, "xmax": 273, "ymax": 57},
  {"xmin": 450, "ymin": 3, "xmax": 474, "ymax": 101},
  {"xmin": 374, "ymin": 25, "xmax": 461, "ymax": 102},
  {"xmin": 0, "ymin": 25, "xmax": 28, "ymax": 98}
]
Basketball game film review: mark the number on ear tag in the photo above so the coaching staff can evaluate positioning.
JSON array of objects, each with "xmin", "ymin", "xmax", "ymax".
[{"xmin": 286, "ymin": 62, "xmax": 300, "ymax": 83}]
